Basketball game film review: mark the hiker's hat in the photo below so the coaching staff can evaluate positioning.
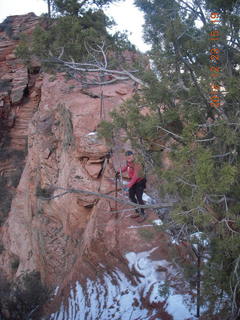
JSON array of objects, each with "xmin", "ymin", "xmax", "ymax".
[{"xmin": 125, "ymin": 150, "xmax": 133, "ymax": 156}]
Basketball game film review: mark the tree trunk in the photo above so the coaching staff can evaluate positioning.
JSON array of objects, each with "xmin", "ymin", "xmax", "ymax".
[
  {"xmin": 48, "ymin": 0, "xmax": 51, "ymax": 18},
  {"xmin": 196, "ymin": 249, "xmax": 201, "ymax": 318}
]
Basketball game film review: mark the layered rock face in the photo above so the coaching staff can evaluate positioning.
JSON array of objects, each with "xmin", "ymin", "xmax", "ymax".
[
  {"xmin": 0, "ymin": 13, "xmax": 42, "ymax": 280},
  {"xmin": 0, "ymin": 41, "xmax": 137, "ymax": 281},
  {"xmin": 0, "ymin": 14, "xmax": 196, "ymax": 320}
]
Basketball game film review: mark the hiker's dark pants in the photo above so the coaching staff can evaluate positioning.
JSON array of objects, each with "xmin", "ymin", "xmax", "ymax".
[{"xmin": 129, "ymin": 178, "xmax": 146, "ymax": 216}]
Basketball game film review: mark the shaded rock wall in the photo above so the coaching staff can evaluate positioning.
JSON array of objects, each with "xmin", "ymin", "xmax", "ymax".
[{"xmin": 0, "ymin": 13, "xmax": 42, "ymax": 280}]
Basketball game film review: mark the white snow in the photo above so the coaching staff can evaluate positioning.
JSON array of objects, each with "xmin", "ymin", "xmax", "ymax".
[
  {"xmin": 125, "ymin": 247, "xmax": 158, "ymax": 273},
  {"xmin": 152, "ymin": 219, "xmax": 163, "ymax": 226},
  {"xmin": 54, "ymin": 286, "xmax": 59, "ymax": 296},
  {"xmin": 127, "ymin": 219, "xmax": 163, "ymax": 228},
  {"xmin": 190, "ymin": 232, "xmax": 209, "ymax": 247},
  {"xmin": 48, "ymin": 248, "xmax": 197, "ymax": 320},
  {"xmin": 49, "ymin": 271, "xmax": 155, "ymax": 320},
  {"xmin": 143, "ymin": 192, "xmax": 154, "ymax": 203},
  {"xmin": 87, "ymin": 132, "xmax": 97, "ymax": 136},
  {"xmin": 171, "ymin": 232, "xmax": 209, "ymax": 248},
  {"xmin": 128, "ymin": 224, "xmax": 155, "ymax": 228},
  {"xmin": 166, "ymin": 293, "xmax": 197, "ymax": 320},
  {"xmin": 85, "ymin": 132, "xmax": 99, "ymax": 143},
  {"xmin": 170, "ymin": 236, "xmax": 180, "ymax": 245}
]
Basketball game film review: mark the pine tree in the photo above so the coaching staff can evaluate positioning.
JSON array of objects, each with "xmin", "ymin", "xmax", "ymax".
[
  {"xmin": 52, "ymin": 0, "xmax": 120, "ymax": 16},
  {"xmin": 16, "ymin": 0, "xmax": 134, "ymax": 73}
]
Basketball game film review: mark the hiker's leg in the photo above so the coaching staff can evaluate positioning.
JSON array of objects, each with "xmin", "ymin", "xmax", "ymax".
[
  {"xmin": 129, "ymin": 185, "xmax": 139, "ymax": 214},
  {"xmin": 135, "ymin": 181, "xmax": 145, "ymax": 216}
]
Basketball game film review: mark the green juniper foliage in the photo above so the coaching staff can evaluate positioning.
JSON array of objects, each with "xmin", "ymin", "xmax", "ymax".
[
  {"xmin": 16, "ymin": 1, "xmax": 135, "ymax": 73},
  {"xmin": 52, "ymin": 0, "xmax": 120, "ymax": 17},
  {"xmin": 98, "ymin": 0, "xmax": 240, "ymax": 318},
  {"xmin": 16, "ymin": 11, "xmax": 113, "ymax": 63}
]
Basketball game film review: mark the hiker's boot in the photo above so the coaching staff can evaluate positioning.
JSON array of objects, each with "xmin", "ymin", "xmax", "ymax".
[{"xmin": 137, "ymin": 214, "xmax": 147, "ymax": 223}]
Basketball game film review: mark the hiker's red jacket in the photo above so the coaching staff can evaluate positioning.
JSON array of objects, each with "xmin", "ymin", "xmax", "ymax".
[{"xmin": 118, "ymin": 161, "xmax": 144, "ymax": 189}]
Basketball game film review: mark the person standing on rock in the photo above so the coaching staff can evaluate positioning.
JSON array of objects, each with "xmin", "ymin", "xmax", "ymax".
[{"xmin": 116, "ymin": 150, "xmax": 147, "ymax": 223}]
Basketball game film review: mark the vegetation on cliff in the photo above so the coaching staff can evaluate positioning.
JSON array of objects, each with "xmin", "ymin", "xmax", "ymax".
[
  {"xmin": 44, "ymin": 0, "xmax": 121, "ymax": 18},
  {"xmin": 16, "ymin": 0, "xmax": 136, "ymax": 76},
  {"xmin": 98, "ymin": 0, "xmax": 240, "ymax": 318}
]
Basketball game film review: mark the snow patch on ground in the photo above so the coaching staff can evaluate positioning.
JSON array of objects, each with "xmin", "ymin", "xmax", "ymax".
[
  {"xmin": 48, "ymin": 248, "xmax": 198, "ymax": 320},
  {"xmin": 166, "ymin": 293, "xmax": 197, "ymax": 320},
  {"xmin": 152, "ymin": 219, "xmax": 163, "ymax": 226},
  {"xmin": 143, "ymin": 192, "xmax": 154, "ymax": 204},
  {"xmin": 49, "ymin": 270, "xmax": 156, "ymax": 320},
  {"xmin": 85, "ymin": 132, "xmax": 98, "ymax": 143},
  {"xmin": 128, "ymin": 224, "xmax": 152, "ymax": 228},
  {"xmin": 86, "ymin": 132, "xmax": 97, "ymax": 136}
]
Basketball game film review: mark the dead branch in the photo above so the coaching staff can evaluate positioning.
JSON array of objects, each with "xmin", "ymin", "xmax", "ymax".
[
  {"xmin": 51, "ymin": 57, "xmax": 142, "ymax": 85},
  {"xmin": 58, "ymin": 47, "xmax": 65, "ymax": 59},
  {"xmin": 176, "ymin": 177, "xmax": 197, "ymax": 188},
  {"xmin": 45, "ymin": 42, "xmax": 148, "ymax": 87},
  {"xmin": 219, "ymin": 218, "xmax": 240, "ymax": 234},
  {"xmin": 39, "ymin": 186, "xmax": 173, "ymax": 210},
  {"xmin": 212, "ymin": 151, "xmax": 235, "ymax": 158},
  {"xmin": 156, "ymin": 125, "xmax": 184, "ymax": 140},
  {"xmin": 175, "ymin": 206, "xmax": 204, "ymax": 216},
  {"xmin": 195, "ymin": 137, "xmax": 216, "ymax": 142},
  {"xmin": 85, "ymin": 41, "xmax": 108, "ymax": 69},
  {"xmin": 122, "ymin": 69, "xmax": 147, "ymax": 87},
  {"xmin": 231, "ymin": 257, "xmax": 240, "ymax": 315}
]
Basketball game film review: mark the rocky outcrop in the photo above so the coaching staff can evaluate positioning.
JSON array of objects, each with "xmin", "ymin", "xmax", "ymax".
[
  {"xmin": 0, "ymin": 13, "xmax": 42, "ymax": 239},
  {"xmin": 2, "ymin": 72, "xmax": 136, "ymax": 280},
  {"xmin": 0, "ymin": 13, "xmax": 40, "ymax": 110},
  {"xmin": 0, "ymin": 17, "xmax": 41, "ymax": 251}
]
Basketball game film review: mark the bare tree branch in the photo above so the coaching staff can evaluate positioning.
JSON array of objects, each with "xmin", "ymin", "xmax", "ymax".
[
  {"xmin": 195, "ymin": 137, "xmax": 216, "ymax": 142},
  {"xmin": 219, "ymin": 218, "xmax": 240, "ymax": 234},
  {"xmin": 58, "ymin": 47, "xmax": 65, "ymax": 59},
  {"xmin": 45, "ymin": 42, "xmax": 148, "ymax": 87},
  {"xmin": 39, "ymin": 186, "xmax": 173, "ymax": 210},
  {"xmin": 156, "ymin": 125, "xmax": 184, "ymax": 140},
  {"xmin": 176, "ymin": 177, "xmax": 197, "ymax": 188},
  {"xmin": 212, "ymin": 151, "xmax": 235, "ymax": 158}
]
